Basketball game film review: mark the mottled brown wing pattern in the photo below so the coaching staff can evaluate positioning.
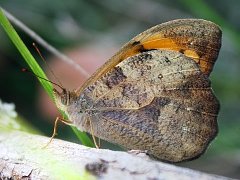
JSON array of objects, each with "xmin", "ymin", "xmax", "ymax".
[
  {"xmin": 78, "ymin": 50, "xmax": 219, "ymax": 162},
  {"xmin": 131, "ymin": 19, "xmax": 221, "ymax": 76},
  {"xmin": 77, "ymin": 19, "xmax": 221, "ymax": 94}
]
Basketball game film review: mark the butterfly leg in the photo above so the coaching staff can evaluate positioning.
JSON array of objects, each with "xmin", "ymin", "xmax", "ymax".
[
  {"xmin": 127, "ymin": 150, "xmax": 150, "ymax": 159},
  {"xmin": 89, "ymin": 118, "xmax": 100, "ymax": 149},
  {"xmin": 43, "ymin": 116, "xmax": 73, "ymax": 148}
]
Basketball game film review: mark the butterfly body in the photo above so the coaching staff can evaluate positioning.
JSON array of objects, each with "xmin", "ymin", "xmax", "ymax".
[{"xmin": 54, "ymin": 19, "xmax": 221, "ymax": 162}]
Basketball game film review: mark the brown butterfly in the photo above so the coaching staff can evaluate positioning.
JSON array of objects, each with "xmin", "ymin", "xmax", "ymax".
[{"xmin": 53, "ymin": 19, "xmax": 221, "ymax": 162}]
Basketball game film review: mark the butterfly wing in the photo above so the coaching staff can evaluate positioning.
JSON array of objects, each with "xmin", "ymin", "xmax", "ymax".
[
  {"xmin": 77, "ymin": 50, "xmax": 219, "ymax": 162},
  {"xmin": 77, "ymin": 19, "xmax": 221, "ymax": 94}
]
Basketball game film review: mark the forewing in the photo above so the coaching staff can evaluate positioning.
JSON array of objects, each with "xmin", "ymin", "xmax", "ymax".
[{"xmin": 78, "ymin": 19, "xmax": 221, "ymax": 94}]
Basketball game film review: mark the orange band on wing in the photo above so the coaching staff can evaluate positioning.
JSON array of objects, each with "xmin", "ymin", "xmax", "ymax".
[
  {"xmin": 77, "ymin": 19, "xmax": 221, "ymax": 94},
  {"xmin": 183, "ymin": 49, "xmax": 200, "ymax": 62},
  {"xmin": 142, "ymin": 37, "xmax": 180, "ymax": 50}
]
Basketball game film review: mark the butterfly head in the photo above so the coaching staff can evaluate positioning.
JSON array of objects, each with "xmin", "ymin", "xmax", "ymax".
[{"xmin": 53, "ymin": 88, "xmax": 77, "ymax": 112}]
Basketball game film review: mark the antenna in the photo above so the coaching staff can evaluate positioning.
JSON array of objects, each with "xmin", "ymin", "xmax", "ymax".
[
  {"xmin": 32, "ymin": 42, "xmax": 63, "ymax": 88},
  {"xmin": 21, "ymin": 68, "xmax": 64, "ymax": 90}
]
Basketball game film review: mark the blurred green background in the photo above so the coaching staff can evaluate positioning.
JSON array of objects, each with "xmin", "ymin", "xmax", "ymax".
[{"xmin": 0, "ymin": 0, "xmax": 239, "ymax": 178}]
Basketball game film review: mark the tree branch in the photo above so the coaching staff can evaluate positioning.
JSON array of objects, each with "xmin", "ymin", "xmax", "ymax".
[{"xmin": 0, "ymin": 131, "xmax": 230, "ymax": 179}]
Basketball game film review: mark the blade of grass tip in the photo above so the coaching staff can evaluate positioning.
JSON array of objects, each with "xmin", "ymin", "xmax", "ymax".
[
  {"xmin": 0, "ymin": 8, "xmax": 53, "ymax": 99},
  {"xmin": 0, "ymin": 9, "xmax": 94, "ymax": 147}
]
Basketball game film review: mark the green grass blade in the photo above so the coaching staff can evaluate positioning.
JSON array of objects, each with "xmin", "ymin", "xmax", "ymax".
[
  {"xmin": 72, "ymin": 127, "xmax": 94, "ymax": 147},
  {"xmin": 0, "ymin": 8, "xmax": 53, "ymax": 99},
  {"xmin": 0, "ymin": 8, "xmax": 94, "ymax": 147}
]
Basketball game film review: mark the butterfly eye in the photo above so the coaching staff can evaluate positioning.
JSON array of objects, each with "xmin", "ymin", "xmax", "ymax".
[{"xmin": 60, "ymin": 89, "xmax": 69, "ymax": 105}]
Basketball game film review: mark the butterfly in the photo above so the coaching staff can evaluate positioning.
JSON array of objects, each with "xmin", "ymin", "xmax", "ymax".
[{"xmin": 53, "ymin": 19, "xmax": 221, "ymax": 162}]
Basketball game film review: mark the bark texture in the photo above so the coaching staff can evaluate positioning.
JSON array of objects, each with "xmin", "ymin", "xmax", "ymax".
[{"xmin": 0, "ymin": 131, "xmax": 231, "ymax": 180}]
